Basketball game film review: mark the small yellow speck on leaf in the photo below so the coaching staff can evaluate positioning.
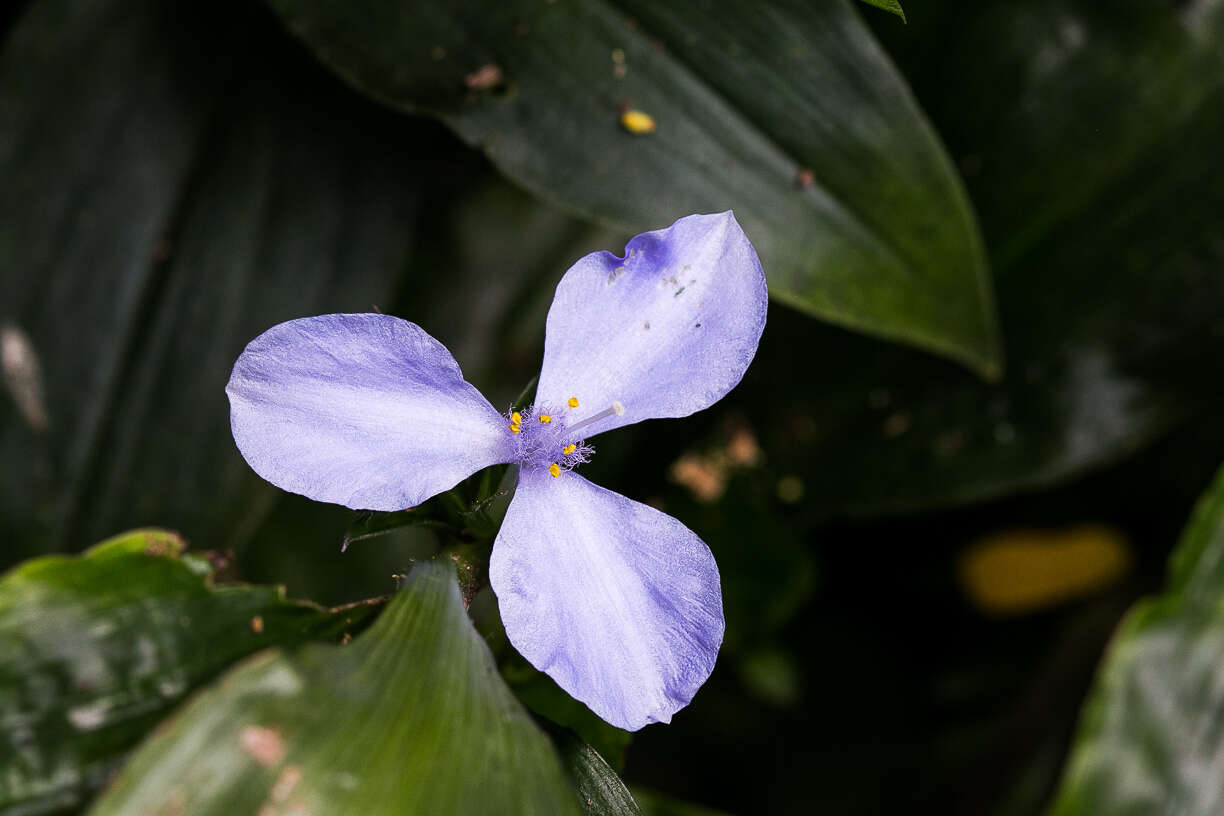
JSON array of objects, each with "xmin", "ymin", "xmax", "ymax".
[{"xmin": 620, "ymin": 109, "xmax": 656, "ymax": 135}]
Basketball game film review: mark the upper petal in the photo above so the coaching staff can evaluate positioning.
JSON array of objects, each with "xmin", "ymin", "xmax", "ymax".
[
  {"xmin": 489, "ymin": 467, "xmax": 724, "ymax": 731},
  {"xmin": 536, "ymin": 212, "xmax": 767, "ymax": 437},
  {"xmin": 226, "ymin": 314, "xmax": 512, "ymax": 511}
]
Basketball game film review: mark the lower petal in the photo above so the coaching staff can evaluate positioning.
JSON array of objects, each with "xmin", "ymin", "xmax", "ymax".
[
  {"xmin": 227, "ymin": 314, "xmax": 512, "ymax": 511},
  {"xmin": 489, "ymin": 468, "xmax": 724, "ymax": 731}
]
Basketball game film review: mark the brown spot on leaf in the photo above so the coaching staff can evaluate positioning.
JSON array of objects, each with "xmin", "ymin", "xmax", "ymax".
[
  {"xmin": 271, "ymin": 765, "xmax": 303, "ymax": 803},
  {"xmin": 240, "ymin": 725, "xmax": 286, "ymax": 767},
  {"xmin": 250, "ymin": 616, "xmax": 264, "ymax": 634},
  {"xmin": 465, "ymin": 64, "xmax": 504, "ymax": 91},
  {"xmin": 1, "ymin": 323, "xmax": 51, "ymax": 431},
  {"xmin": 883, "ymin": 412, "xmax": 911, "ymax": 438},
  {"xmin": 796, "ymin": 168, "xmax": 815, "ymax": 189}
]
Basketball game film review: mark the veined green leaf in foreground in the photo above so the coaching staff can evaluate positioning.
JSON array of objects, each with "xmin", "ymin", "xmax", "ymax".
[
  {"xmin": 0, "ymin": 529, "xmax": 377, "ymax": 816},
  {"xmin": 89, "ymin": 559, "xmax": 583, "ymax": 815},
  {"xmin": 268, "ymin": 0, "xmax": 1000, "ymax": 376},
  {"xmin": 1048, "ymin": 463, "xmax": 1224, "ymax": 815}
]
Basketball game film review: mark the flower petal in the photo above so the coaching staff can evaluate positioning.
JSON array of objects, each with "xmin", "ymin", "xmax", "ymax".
[
  {"xmin": 226, "ymin": 314, "xmax": 511, "ymax": 511},
  {"xmin": 489, "ymin": 467, "xmax": 724, "ymax": 731},
  {"xmin": 536, "ymin": 212, "xmax": 767, "ymax": 436}
]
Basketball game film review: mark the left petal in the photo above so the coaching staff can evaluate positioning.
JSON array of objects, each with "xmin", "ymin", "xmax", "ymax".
[
  {"xmin": 535, "ymin": 212, "xmax": 767, "ymax": 437},
  {"xmin": 489, "ymin": 467, "xmax": 724, "ymax": 731},
  {"xmin": 227, "ymin": 313, "xmax": 512, "ymax": 511}
]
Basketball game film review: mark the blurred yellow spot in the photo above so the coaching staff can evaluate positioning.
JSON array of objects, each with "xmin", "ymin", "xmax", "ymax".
[
  {"xmin": 958, "ymin": 525, "xmax": 1132, "ymax": 617},
  {"xmin": 620, "ymin": 109, "xmax": 656, "ymax": 135},
  {"xmin": 568, "ymin": 396, "xmax": 580, "ymax": 408},
  {"xmin": 548, "ymin": 463, "xmax": 561, "ymax": 478},
  {"xmin": 562, "ymin": 444, "xmax": 577, "ymax": 455},
  {"xmin": 509, "ymin": 424, "xmax": 520, "ymax": 434},
  {"xmin": 539, "ymin": 414, "xmax": 552, "ymax": 424},
  {"xmin": 511, "ymin": 412, "xmax": 522, "ymax": 425},
  {"xmin": 776, "ymin": 476, "xmax": 804, "ymax": 504}
]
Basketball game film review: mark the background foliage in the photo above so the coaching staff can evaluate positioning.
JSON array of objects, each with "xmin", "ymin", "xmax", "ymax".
[{"xmin": 2, "ymin": 0, "xmax": 1224, "ymax": 813}]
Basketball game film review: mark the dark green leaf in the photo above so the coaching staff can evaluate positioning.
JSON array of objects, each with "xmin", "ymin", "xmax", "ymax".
[
  {"xmin": 552, "ymin": 730, "xmax": 640, "ymax": 816},
  {"xmin": 341, "ymin": 507, "xmax": 455, "ymax": 551},
  {"xmin": 89, "ymin": 559, "xmax": 581, "ymax": 815},
  {"xmin": 0, "ymin": 528, "xmax": 375, "ymax": 815},
  {"xmin": 726, "ymin": 0, "xmax": 1224, "ymax": 517},
  {"xmin": 268, "ymin": 0, "xmax": 1001, "ymax": 375},
  {"xmin": 0, "ymin": 0, "xmax": 618, "ymax": 566},
  {"xmin": 1048, "ymin": 463, "xmax": 1224, "ymax": 815},
  {"xmin": 858, "ymin": 0, "xmax": 906, "ymax": 22}
]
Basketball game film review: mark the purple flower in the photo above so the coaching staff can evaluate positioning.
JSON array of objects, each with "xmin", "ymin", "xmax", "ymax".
[{"xmin": 226, "ymin": 212, "xmax": 767, "ymax": 730}]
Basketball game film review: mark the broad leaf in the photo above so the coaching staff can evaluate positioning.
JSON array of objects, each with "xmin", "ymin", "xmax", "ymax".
[
  {"xmin": 0, "ymin": 0, "xmax": 618, "ymax": 563},
  {"xmin": 268, "ymin": 0, "xmax": 1001, "ymax": 375},
  {"xmin": 1048, "ymin": 463, "xmax": 1224, "ymax": 815},
  {"xmin": 701, "ymin": 0, "xmax": 1224, "ymax": 517},
  {"xmin": 0, "ymin": 529, "xmax": 375, "ymax": 815},
  {"xmin": 89, "ymin": 559, "xmax": 582, "ymax": 815}
]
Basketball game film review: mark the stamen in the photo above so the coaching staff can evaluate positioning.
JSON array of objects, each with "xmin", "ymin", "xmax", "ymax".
[
  {"xmin": 568, "ymin": 396, "xmax": 579, "ymax": 408},
  {"xmin": 548, "ymin": 463, "xmax": 561, "ymax": 478},
  {"xmin": 562, "ymin": 443, "xmax": 576, "ymax": 455},
  {"xmin": 539, "ymin": 414, "xmax": 552, "ymax": 424},
  {"xmin": 511, "ymin": 412, "xmax": 522, "ymax": 425},
  {"xmin": 567, "ymin": 400, "xmax": 626, "ymax": 433},
  {"xmin": 509, "ymin": 423, "xmax": 520, "ymax": 434}
]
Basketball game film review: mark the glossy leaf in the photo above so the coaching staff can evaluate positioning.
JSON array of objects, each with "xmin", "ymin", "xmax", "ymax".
[
  {"xmin": 268, "ymin": 0, "xmax": 1001, "ymax": 375},
  {"xmin": 1048, "ymin": 463, "xmax": 1224, "ymax": 815},
  {"xmin": 0, "ymin": 529, "xmax": 375, "ymax": 816},
  {"xmin": 858, "ymin": 0, "xmax": 906, "ymax": 22},
  {"xmin": 89, "ymin": 559, "xmax": 582, "ymax": 815},
  {"xmin": 715, "ymin": 0, "xmax": 1224, "ymax": 517},
  {"xmin": 0, "ymin": 0, "xmax": 619, "ymax": 564},
  {"xmin": 552, "ymin": 729, "xmax": 640, "ymax": 816}
]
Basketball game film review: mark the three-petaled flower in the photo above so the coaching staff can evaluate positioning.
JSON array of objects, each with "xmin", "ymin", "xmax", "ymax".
[{"xmin": 226, "ymin": 212, "xmax": 767, "ymax": 730}]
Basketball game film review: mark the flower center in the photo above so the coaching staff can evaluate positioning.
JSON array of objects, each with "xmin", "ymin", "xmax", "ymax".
[{"xmin": 505, "ymin": 396, "xmax": 623, "ymax": 477}]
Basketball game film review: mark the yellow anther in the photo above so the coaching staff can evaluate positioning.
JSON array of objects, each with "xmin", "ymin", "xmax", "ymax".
[
  {"xmin": 511, "ymin": 412, "xmax": 522, "ymax": 425},
  {"xmin": 562, "ymin": 443, "xmax": 577, "ymax": 455},
  {"xmin": 620, "ymin": 109, "xmax": 656, "ymax": 135},
  {"xmin": 568, "ymin": 397, "xmax": 580, "ymax": 408},
  {"xmin": 509, "ymin": 423, "xmax": 521, "ymax": 434},
  {"xmin": 539, "ymin": 414, "xmax": 552, "ymax": 424},
  {"xmin": 548, "ymin": 463, "xmax": 561, "ymax": 478}
]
